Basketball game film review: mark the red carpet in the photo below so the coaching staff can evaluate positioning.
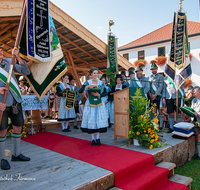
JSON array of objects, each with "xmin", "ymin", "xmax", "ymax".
[{"xmin": 22, "ymin": 131, "xmax": 188, "ymax": 190}]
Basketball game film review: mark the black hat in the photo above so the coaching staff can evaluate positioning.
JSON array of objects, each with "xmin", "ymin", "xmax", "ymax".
[
  {"xmin": 116, "ymin": 74, "xmax": 122, "ymax": 79},
  {"xmin": 121, "ymin": 71, "xmax": 126, "ymax": 76}
]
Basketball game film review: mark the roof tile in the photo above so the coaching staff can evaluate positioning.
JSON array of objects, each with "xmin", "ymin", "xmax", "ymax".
[{"xmin": 119, "ymin": 21, "xmax": 200, "ymax": 49}]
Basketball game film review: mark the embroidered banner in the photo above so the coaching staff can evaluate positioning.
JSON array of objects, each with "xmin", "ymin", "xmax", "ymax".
[{"xmin": 65, "ymin": 90, "xmax": 76, "ymax": 110}]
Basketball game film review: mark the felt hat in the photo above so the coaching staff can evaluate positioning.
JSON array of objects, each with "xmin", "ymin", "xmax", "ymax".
[
  {"xmin": 116, "ymin": 74, "xmax": 122, "ymax": 79},
  {"xmin": 179, "ymin": 106, "xmax": 197, "ymax": 119},
  {"xmin": 188, "ymin": 85, "xmax": 193, "ymax": 90},
  {"xmin": 128, "ymin": 67, "xmax": 135, "ymax": 72},
  {"xmin": 135, "ymin": 66, "xmax": 143, "ymax": 72},
  {"xmin": 129, "ymin": 71, "xmax": 135, "ymax": 76},
  {"xmin": 19, "ymin": 76, "xmax": 25, "ymax": 82},
  {"xmin": 150, "ymin": 62, "xmax": 158, "ymax": 70},
  {"xmin": 121, "ymin": 71, "xmax": 126, "ymax": 76}
]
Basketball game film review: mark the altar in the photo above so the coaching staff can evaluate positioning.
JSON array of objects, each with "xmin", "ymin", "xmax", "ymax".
[{"xmin": 22, "ymin": 95, "xmax": 48, "ymax": 125}]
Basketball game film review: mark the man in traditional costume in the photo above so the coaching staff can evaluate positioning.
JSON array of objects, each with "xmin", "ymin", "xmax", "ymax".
[
  {"xmin": 162, "ymin": 75, "xmax": 186, "ymax": 133},
  {"xmin": 18, "ymin": 76, "xmax": 28, "ymax": 95},
  {"xmin": 148, "ymin": 61, "xmax": 164, "ymax": 129},
  {"xmin": 121, "ymin": 71, "xmax": 129, "ymax": 87},
  {"xmin": 0, "ymin": 46, "xmax": 31, "ymax": 170},
  {"xmin": 191, "ymin": 86, "xmax": 200, "ymax": 160},
  {"xmin": 129, "ymin": 66, "xmax": 150, "ymax": 97},
  {"xmin": 69, "ymin": 78, "xmax": 81, "ymax": 129}
]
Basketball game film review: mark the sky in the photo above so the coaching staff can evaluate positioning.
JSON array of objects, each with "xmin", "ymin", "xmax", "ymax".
[{"xmin": 50, "ymin": 0, "xmax": 199, "ymax": 47}]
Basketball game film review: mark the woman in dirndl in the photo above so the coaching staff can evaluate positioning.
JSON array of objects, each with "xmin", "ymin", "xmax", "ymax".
[
  {"xmin": 100, "ymin": 76, "xmax": 111, "ymax": 127},
  {"xmin": 56, "ymin": 74, "xmax": 75, "ymax": 132},
  {"xmin": 109, "ymin": 74, "xmax": 127, "ymax": 126},
  {"xmin": 81, "ymin": 67, "xmax": 108, "ymax": 146}
]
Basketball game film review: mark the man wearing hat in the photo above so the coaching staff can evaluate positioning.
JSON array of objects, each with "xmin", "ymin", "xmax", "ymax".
[
  {"xmin": 18, "ymin": 76, "xmax": 28, "ymax": 95},
  {"xmin": 148, "ymin": 61, "xmax": 164, "ymax": 129},
  {"xmin": 129, "ymin": 66, "xmax": 150, "ymax": 97},
  {"xmin": 69, "ymin": 78, "xmax": 81, "ymax": 129},
  {"xmin": 0, "ymin": 46, "xmax": 31, "ymax": 170},
  {"xmin": 162, "ymin": 74, "xmax": 186, "ymax": 133},
  {"xmin": 191, "ymin": 86, "xmax": 200, "ymax": 160},
  {"xmin": 121, "ymin": 71, "xmax": 129, "ymax": 87}
]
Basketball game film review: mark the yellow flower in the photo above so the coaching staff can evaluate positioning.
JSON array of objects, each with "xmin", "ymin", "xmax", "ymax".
[
  {"xmin": 147, "ymin": 115, "xmax": 150, "ymax": 118},
  {"xmin": 149, "ymin": 145, "xmax": 153, "ymax": 149},
  {"xmin": 148, "ymin": 128, "xmax": 151, "ymax": 133},
  {"xmin": 145, "ymin": 134, "xmax": 148, "ymax": 137},
  {"xmin": 9, "ymin": 129, "xmax": 13, "ymax": 133},
  {"xmin": 143, "ymin": 130, "xmax": 146, "ymax": 133},
  {"xmin": 136, "ymin": 131, "xmax": 140, "ymax": 135},
  {"xmin": 154, "ymin": 118, "xmax": 159, "ymax": 124},
  {"xmin": 22, "ymin": 131, "xmax": 27, "ymax": 135},
  {"xmin": 140, "ymin": 115, "xmax": 144, "ymax": 118},
  {"xmin": 152, "ymin": 108, "xmax": 155, "ymax": 113},
  {"xmin": 150, "ymin": 139, "xmax": 154, "ymax": 143}
]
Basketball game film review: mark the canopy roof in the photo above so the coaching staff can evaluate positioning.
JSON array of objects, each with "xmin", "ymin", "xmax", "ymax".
[{"xmin": 0, "ymin": 0, "xmax": 132, "ymax": 81}]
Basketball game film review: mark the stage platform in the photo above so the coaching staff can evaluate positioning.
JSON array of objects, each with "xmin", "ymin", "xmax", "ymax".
[{"xmin": 0, "ymin": 124, "xmax": 196, "ymax": 190}]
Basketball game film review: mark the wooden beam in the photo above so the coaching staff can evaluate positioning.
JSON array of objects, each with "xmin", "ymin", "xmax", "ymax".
[
  {"xmin": 62, "ymin": 46, "xmax": 89, "ymax": 65},
  {"xmin": 88, "ymin": 49, "xmax": 98, "ymax": 53},
  {"xmin": 68, "ymin": 47, "xmax": 78, "ymax": 51},
  {"xmin": 56, "ymin": 25, "xmax": 65, "ymax": 31},
  {"xmin": 80, "ymin": 44, "xmax": 91, "ymax": 48},
  {"xmin": 0, "ymin": 23, "xmax": 16, "ymax": 36},
  {"xmin": 64, "ymin": 32, "xmax": 73, "ymax": 37},
  {"xmin": 0, "ymin": 27, "xmax": 18, "ymax": 42},
  {"xmin": 0, "ymin": 16, "xmax": 20, "ymax": 22},
  {"xmin": 77, "ymin": 61, "xmax": 107, "ymax": 68},
  {"xmin": 0, "ymin": 41, "xmax": 13, "ymax": 49},
  {"xmin": 76, "ymin": 52, "xmax": 87, "ymax": 56},
  {"xmin": 2, "ymin": 49, "xmax": 12, "ymax": 57},
  {"xmin": 62, "ymin": 42, "xmax": 70, "ymax": 46},
  {"xmin": 58, "ymin": 32, "xmax": 99, "ymax": 61},
  {"xmin": 73, "ymin": 38, "xmax": 82, "ymax": 43},
  {"xmin": 67, "ymin": 51, "xmax": 82, "ymax": 88},
  {"xmin": 0, "ymin": 22, "xmax": 18, "ymax": 28},
  {"xmin": 67, "ymin": 65, "xmax": 90, "ymax": 71},
  {"xmin": 96, "ymin": 53, "xmax": 105, "ymax": 57}
]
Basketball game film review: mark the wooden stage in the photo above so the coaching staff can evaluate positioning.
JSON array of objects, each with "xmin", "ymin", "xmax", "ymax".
[{"xmin": 0, "ymin": 121, "xmax": 196, "ymax": 190}]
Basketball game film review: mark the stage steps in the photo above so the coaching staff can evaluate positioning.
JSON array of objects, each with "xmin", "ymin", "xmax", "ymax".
[
  {"xmin": 156, "ymin": 161, "xmax": 176, "ymax": 178},
  {"xmin": 157, "ymin": 161, "xmax": 193, "ymax": 190},
  {"xmin": 169, "ymin": 174, "xmax": 193, "ymax": 190}
]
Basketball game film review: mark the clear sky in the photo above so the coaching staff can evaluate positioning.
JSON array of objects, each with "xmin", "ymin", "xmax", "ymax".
[{"xmin": 51, "ymin": 0, "xmax": 199, "ymax": 47}]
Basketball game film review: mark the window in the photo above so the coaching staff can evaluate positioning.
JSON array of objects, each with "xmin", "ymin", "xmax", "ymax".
[
  {"xmin": 138, "ymin": 50, "xmax": 145, "ymax": 60},
  {"xmin": 123, "ymin": 53, "xmax": 129, "ymax": 61},
  {"xmin": 158, "ymin": 47, "xmax": 165, "ymax": 56}
]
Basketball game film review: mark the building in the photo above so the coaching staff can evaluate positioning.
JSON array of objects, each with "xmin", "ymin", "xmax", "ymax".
[{"xmin": 118, "ymin": 21, "xmax": 200, "ymax": 86}]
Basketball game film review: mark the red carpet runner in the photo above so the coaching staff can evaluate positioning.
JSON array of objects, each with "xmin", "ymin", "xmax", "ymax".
[{"xmin": 22, "ymin": 131, "xmax": 188, "ymax": 190}]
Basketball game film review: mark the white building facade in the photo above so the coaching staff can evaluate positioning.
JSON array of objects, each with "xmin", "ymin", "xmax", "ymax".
[{"xmin": 118, "ymin": 21, "xmax": 200, "ymax": 87}]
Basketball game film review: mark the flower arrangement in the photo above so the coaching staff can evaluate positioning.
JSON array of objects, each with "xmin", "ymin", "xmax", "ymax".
[
  {"xmin": 189, "ymin": 53, "xmax": 192, "ymax": 61},
  {"xmin": 134, "ymin": 59, "xmax": 147, "ymax": 67},
  {"xmin": 183, "ymin": 78, "xmax": 193, "ymax": 89},
  {"xmin": 127, "ymin": 89, "xmax": 167, "ymax": 149},
  {"xmin": 155, "ymin": 56, "xmax": 167, "ymax": 66},
  {"xmin": 7, "ymin": 118, "xmax": 28, "ymax": 138}
]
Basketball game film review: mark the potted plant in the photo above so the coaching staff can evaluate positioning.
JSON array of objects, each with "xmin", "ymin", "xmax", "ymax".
[
  {"xmin": 134, "ymin": 59, "xmax": 147, "ymax": 68},
  {"xmin": 155, "ymin": 56, "xmax": 167, "ymax": 66},
  {"xmin": 127, "ymin": 89, "xmax": 167, "ymax": 149}
]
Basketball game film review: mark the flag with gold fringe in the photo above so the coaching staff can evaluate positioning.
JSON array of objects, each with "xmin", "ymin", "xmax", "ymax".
[{"xmin": 19, "ymin": 0, "xmax": 67, "ymax": 100}]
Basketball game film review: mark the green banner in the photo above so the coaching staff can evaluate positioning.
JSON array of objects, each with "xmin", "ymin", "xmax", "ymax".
[
  {"xmin": 20, "ymin": 10, "xmax": 67, "ymax": 101},
  {"xmin": 107, "ymin": 35, "xmax": 118, "ymax": 87}
]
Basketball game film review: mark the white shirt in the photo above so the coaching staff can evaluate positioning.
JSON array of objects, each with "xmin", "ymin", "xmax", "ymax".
[{"xmin": 191, "ymin": 98, "xmax": 200, "ymax": 123}]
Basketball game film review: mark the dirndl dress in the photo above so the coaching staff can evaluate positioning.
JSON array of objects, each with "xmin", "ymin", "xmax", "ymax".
[
  {"xmin": 101, "ymin": 84, "xmax": 111, "ymax": 119},
  {"xmin": 81, "ymin": 79, "xmax": 108, "ymax": 134},
  {"xmin": 57, "ymin": 83, "xmax": 76, "ymax": 121}
]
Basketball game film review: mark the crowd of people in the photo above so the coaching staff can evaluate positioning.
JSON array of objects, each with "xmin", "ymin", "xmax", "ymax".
[{"xmin": 0, "ymin": 45, "xmax": 200, "ymax": 172}]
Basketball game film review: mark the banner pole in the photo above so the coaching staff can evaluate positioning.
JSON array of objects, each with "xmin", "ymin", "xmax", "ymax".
[
  {"xmin": 0, "ymin": 0, "xmax": 26, "ymax": 124},
  {"xmin": 176, "ymin": 89, "xmax": 179, "ymax": 123}
]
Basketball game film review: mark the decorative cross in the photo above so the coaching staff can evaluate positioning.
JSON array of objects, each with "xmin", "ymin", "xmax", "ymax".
[{"xmin": 37, "ymin": 10, "xmax": 46, "ymax": 28}]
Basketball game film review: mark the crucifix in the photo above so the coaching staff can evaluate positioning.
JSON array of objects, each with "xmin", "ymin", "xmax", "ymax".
[{"xmin": 37, "ymin": 10, "xmax": 46, "ymax": 28}]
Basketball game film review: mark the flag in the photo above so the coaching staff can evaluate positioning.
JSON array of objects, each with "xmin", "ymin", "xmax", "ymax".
[
  {"xmin": 165, "ymin": 11, "xmax": 191, "ymax": 90},
  {"xmin": 107, "ymin": 35, "xmax": 118, "ymax": 87},
  {"xmin": 19, "ymin": 0, "xmax": 67, "ymax": 100}
]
